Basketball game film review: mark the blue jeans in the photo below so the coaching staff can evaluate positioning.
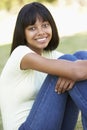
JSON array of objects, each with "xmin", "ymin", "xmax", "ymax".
[{"xmin": 19, "ymin": 51, "xmax": 87, "ymax": 130}]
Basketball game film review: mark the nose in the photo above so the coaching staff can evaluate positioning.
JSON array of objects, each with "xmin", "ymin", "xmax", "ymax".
[{"xmin": 37, "ymin": 27, "xmax": 45, "ymax": 35}]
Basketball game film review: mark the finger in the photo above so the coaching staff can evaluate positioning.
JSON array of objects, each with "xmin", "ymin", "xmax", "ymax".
[
  {"xmin": 56, "ymin": 79, "xmax": 67, "ymax": 93},
  {"xmin": 61, "ymin": 81, "xmax": 70, "ymax": 93},
  {"xmin": 55, "ymin": 78, "xmax": 62, "ymax": 92},
  {"xmin": 66, "ymin": 81, "xmax": 75, "ymax": 91}
]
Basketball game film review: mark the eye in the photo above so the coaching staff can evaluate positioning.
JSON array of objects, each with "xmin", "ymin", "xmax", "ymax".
[
  {"xmin": 42, "ymin": 22, "xmax": 50, "ymax": 28},
  {"xmin": 27, "ymin": 26, "xmax": 36, "ymax": 31}
]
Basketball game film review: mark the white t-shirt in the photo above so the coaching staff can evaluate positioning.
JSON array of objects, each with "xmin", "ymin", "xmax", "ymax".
[{"xmin": 0, "ymin": 46, "xmax": 63, "ymax": 130}]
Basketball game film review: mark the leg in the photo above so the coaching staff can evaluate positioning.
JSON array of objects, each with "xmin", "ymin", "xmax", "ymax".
[
  {"xmin": 74, "ymin": 50, "xmax": 87, "ymax": 60},
  {"xmin": 61, "ymin": 96, "xmax": 79, "ymax": 130},
  {"xmin": 69, "ymin": 79, "xmax": 87, "ymax": 130},
  {"xmin": 60, "ymin": 53, "xmax": 87, "ymax": 130},
  {"xmin": 19, "ymin": 75, "xmax": 68, "ymax": 130},
  {"xmin": 74, "ymin": 50, "xmax": 87, "ymax": 129},
  {"xmin": 59, "ymin": 54, "xmax": 79, "ymax": 130}
]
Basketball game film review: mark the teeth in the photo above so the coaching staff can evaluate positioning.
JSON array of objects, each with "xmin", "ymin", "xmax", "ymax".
[{"xmin": 37, "ymin": 38, "xmax": 46, "ymax": 42}]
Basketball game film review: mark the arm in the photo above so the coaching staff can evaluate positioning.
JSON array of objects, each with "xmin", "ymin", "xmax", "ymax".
[{"xmin": 20, "ymin": 53, "xmax": 87, "ymax": 81}]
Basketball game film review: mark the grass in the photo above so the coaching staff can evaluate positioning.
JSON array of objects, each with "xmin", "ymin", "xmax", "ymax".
[
  {"xmin": 0, "ymin": 44, "xmax": 11, "ymax": 73},
  {"xmin": 0, "ymin": 32, "xmax": 87, "ymax": 130},
  {"xmin": 57, "ymin": 32, "xmax": 87, "ymax": 53}
]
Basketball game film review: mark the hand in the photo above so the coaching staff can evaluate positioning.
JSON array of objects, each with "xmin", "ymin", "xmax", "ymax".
[{"xmin": 55, "ymin": 77, "xmax": 75, "ymax": 94}]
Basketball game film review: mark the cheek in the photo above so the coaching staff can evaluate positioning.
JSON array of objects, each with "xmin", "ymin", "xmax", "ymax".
[
  {"xmin": 26, "ymin": 31, "xmax": 36, "ymax": 39},
  {"xmin": 25, "ymin": 34, "xmax": 31, "ymax": 44},
  {"xmin": 25, "ymin": 32, "xmax": 32, "ymax": 41}
]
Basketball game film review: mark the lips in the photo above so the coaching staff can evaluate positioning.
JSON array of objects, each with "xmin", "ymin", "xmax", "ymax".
[{"xmin": 36, "ymin": 37, "xmax": 47, "ymax": 42}]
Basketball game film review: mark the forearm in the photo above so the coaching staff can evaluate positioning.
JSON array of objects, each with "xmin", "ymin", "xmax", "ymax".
[
  {"xmin": 74, "ymin": 60, "xmax": 87, "ymax": 80},
  {"xmin": 21, "ymin": 53, "xmax": 87, "ymax": 81},
  {"xmin": 55, "ymin": 59, "xmax": 87, "ymax": 81}
]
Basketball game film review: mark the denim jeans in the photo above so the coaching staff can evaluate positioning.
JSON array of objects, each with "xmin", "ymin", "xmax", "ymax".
[{"xmin": 19, "ymin": 51, "xmax": 87, "ymax": 130}]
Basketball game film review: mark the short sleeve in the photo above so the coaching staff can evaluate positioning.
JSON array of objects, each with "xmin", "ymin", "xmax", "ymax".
[{"xmin": 8, "ymin": 45, "xmax": 35, "ymax": 70}]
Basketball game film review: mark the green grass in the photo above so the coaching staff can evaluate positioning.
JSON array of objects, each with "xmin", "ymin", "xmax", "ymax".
[
  {"xmin": 0, "ymin": 44, "xmax": 11, "ymax": 73},
  {"xmin": 57, "ymin": 32, "xmax": 87, "ymax": 53},
  {"xmin": 0, "ymin": 32, "xmax": 87, "ymax": 130}
]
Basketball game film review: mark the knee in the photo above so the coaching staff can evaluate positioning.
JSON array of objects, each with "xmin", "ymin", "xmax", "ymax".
[
  {"xmin": 74, "ymin": 51, "xmax": 87, "ymax": 60},
  {"xmin": 58, "ymin": 54, "xmax": 77, "ymax": 61}
]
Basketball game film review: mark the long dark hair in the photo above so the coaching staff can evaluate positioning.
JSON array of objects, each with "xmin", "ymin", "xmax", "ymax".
[{"xmin": 10, "ymin": 2, "xmax": 59, "ymax": 54}]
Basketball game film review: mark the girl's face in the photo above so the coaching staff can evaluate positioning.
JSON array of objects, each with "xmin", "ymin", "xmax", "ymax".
[{"xmin": 25, "ymin": 18, "xmax": 52, "ymax": 54}]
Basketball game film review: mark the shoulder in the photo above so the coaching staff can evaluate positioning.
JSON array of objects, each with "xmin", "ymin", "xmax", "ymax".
[
  {"xmin": 3, "ymin": 46, "xmax": 35, "ymax": 71},
  {"xmin": 10, "ymin": 45, "xmax": 35, "ymax": 61},
  {"xmin": 12, "ymin": 45, "xmax": 34, "ymax": 56}
]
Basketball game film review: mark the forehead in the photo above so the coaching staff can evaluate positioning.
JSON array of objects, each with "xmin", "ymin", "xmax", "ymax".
[
  {"xmin": 23, "ymin": 12, "xmax": 49, "ymax": 28},
  {"xmin": 33, "ymin": 18, "xmax": 48, "ymax": 25},
  {"xmin": 36, "ymin": 15, "xmax": 44, "ymax": 21},
  {"xmin": 30, "ymin": 14, "xmax": 48, "ymax": 25}
]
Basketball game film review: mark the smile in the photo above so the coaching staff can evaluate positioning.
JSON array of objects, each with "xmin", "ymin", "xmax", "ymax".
[{"xmin": 36, "ymin": 37, "xmax": 47, "ymax": 42}]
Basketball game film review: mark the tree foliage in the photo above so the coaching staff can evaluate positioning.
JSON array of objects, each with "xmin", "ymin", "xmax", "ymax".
[
  {"xmin": 0, "ymin": 0, "xmax": 56, "ymax": 11},
  {"xmin": 0, "ymin": 0, "xmax": 87, "ymax": 11}
]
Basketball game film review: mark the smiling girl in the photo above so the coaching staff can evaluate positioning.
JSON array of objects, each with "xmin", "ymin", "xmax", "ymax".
[{"xmin": 0, "ymin": 2, "xmax": 87, "ymax": 130}]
